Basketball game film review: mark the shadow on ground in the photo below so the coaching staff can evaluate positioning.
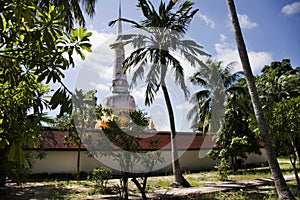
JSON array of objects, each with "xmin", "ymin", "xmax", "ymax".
[{"xmin": 0, "ymin": 184, "xmax": 77, "ymax": 200}]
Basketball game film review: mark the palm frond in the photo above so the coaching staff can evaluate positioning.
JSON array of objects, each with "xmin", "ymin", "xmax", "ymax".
[
  {"xmin": 166, "ymin": 0, "xmax": 175, "ymax": 13},
  {"xmin": 146, "ymin": 64, "xmax": 160, "ymax": 89},
  {"xmin": 123, "ymin": 47, "xmax": 148, "ymax": 73},
  {"xmin": 165, "ymin": 52, "xmax": 190, "ymax": 99},
  {"xmin": 187, "ymin": 103, "xmax": 200, "ymax": 120},
  {"xmin": 130, "ymin": 62, "xmax": 145, "ymax": 89},
  {"xmin": 109, "ymin": 18, "xmax": 142, "ymax": 28},
  {"xmin": 144, "ymin": 80, "xmax": 158, "ymax": 106},
  {"xmin": 189, "ymin": 90, "xmax": 210, "ymax": 104},
  {"xmin": 83, "ymin": 0, "xmax": 96, "ymax": 17},
  {"xmin": 189, "ymin": 76, "xmax": 206, "ymax": 87},
  {"xmin": 169, "ymin": 1, "xmax": 198, "ymax": 32}
]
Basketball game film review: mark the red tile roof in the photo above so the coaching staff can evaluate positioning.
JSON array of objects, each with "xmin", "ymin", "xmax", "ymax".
[{"xmin": 36, "ymin": 128, "xmax": 213, "ymax": 151}]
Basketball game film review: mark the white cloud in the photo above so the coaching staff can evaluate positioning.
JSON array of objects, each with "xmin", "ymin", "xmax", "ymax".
[
  {"xmin": 237, "ymin": 14, "xmax": 258, "ymax": 30},
  {"xmin": 215, "ymin": 42, "xmax": 273, "ymax": 74},
  {"xmin": 220, "ymin": 34, "xmax": 227, "ymax": 42},
  {"xmin": 90, "ymin": 31, "xmax": 115, "ymax": 50},
  {"xmin": 73, "ymin": 29, "xmax": 117, "ymax": 91},
  {"xmin": 90, "ymin": 82, "xmax": 110, "ymax": 92},
  {"xmin": 198, "ymin": 12, "xmax": 215, "ymax": 29},
  {"xmin": 176, "ymin": 101, "xmax": 193, "ymax": 111},
  {"xmin": 131, "ymin": 86, "xmax": 146, "ymax": 102},
  {"xmin": 281, "ymin": 1, "xmax": 300, "ymax": 15},
  {"xmin": 147, "ymin": 104, "xmax": 169, "ymax": 130}
]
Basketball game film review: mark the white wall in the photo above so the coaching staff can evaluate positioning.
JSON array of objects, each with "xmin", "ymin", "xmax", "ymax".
[{"xmin": 28, "ymin": 149, "xmax": 267, "ymax": 175}]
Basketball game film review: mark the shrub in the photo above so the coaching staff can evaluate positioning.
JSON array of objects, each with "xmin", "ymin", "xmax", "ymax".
[
  {"xmin": 216, "ymin": 158, "xmax": 231, "ymax": 181},
  {"xmin": 90, "ymin": 167, "xmax": 112, "ymax": 189}
]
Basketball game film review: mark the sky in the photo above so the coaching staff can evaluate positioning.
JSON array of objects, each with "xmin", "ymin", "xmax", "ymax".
[{"xmin": 63, "ymin": 0, "xmax": 300, "ymax": 131}]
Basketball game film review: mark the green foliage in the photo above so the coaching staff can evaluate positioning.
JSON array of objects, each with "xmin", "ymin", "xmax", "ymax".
[
  {"xmin": 208, "ymin": 68, "xmax": 261, "ymax": 172},
  {"xmin": 188, "ymin": 59, "xmax": 243, "ymax": 133},
  {"xmin": 92, "ymin": 109, "xmax": 164, "ymax": 199},
  {"xmin": 0, "ymin": 151, "xmax": 33, "ymax": 185},
  {"xmin": 129, "ymin": 110, "xmax": 149, "ymax": 128},
  {"xmin": 90, "ymin": 167, "xmax": 112, "ymax": 189},
  {"xmin": 256, "ymin": 59, "xmax": 300, "ymax": 157},
  {"xmin": 38, "ymin": 0, "xmax": 97, "ymax": 29},
  {"xmin": 215, "ymin": 158, "xmax": 231, "ymax": 181},
  {"xmin": 265, "ymin": 96, "xmax": 300, "ymax": 157},
  {"xmin": 0, "ymin": 0, "xmax": 92, "ymax": 183},
  {"xmin": 257, "ymin": 59, "xmax": 300, "ymax": 103},
  {"xmin": 189, "ymin": 60, "xmax": 259, "ymax": 170}
]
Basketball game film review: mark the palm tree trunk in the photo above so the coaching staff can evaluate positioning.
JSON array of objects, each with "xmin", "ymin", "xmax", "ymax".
[
  {"xmin": 161, "ymin": 84, "xmax": 190, "ymax": 187},
  {"xmin": 226, "ymin": 0, "xmax": 295, "ymax": 199}
]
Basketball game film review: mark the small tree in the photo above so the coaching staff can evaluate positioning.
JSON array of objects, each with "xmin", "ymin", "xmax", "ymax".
[
  {"xmin": 90, "ymin": 109, "xmax": 163, "ymax": 200},
  {"xmin": 53, "ymin": 89, "xmax": 97, "ymax": 179},
  {"xmin": 266, "ymin": 97, "xmax": 300, "ymax": 189},
  {"xmin": 90, "ymin": 167, "xmax": 112, "ymax": 194},
  {"xmin": 209, "ymin": 78, "xmax": 261, "ymax": 173}
]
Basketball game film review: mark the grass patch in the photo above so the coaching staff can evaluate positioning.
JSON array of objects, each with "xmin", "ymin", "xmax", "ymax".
[
  {"xmin": 192, "ymin": 180, "xmax": 300, "ymax": 200},
  {"xmin": 1, "ymin": 158, "xmax": 298, "ymax": 199},
  {"xmin": 146, "ymin": 176, "xmax": 173, "ymax": 192}
]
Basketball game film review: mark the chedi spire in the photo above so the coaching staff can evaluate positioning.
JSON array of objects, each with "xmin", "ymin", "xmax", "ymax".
[{"xmin": 102, "ymin": 0, "xmax": 136, "ymax": 112}]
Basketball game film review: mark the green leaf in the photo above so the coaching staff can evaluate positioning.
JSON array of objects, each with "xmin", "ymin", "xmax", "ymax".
[
  {"xmin": 0, "ymin": 14, "xmax": 6, "ymax": 33},
  {"xmin": 8, "ymin": 142, "xmax": 16, "ymax": 161},
  {"xmin": 0, "ymin": 138, "xmax": 9, "ymax": 149}
]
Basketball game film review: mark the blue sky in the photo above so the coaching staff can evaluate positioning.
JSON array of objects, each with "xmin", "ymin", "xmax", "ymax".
[
  {"xmin": 65, "ymin": 0, "xmax": 300, "ymax": 131},
  {"xmin": 83, "ymin": 0, "xmax": 300, "ymax": 70}
]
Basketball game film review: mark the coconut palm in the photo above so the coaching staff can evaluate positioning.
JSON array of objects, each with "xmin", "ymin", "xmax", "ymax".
[
  {"xmin": 38, "ymin": 0, "xmax": 97, "ymax": 29},
  {"xmin": 110, "ymin": 0, "xmax": 209, "ymax": 187},
  {"xmin": 188, "ymin": 59, "xmax": 242, "ymax": 133},
  {"xmin": 226, "ymin": 0, "xmax": 295, "ymax": 199}
]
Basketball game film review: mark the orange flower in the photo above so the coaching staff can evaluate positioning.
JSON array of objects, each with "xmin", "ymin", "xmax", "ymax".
[{"xmin": 95, "ymin": 120, "xmax": 109, "ymax": 129}]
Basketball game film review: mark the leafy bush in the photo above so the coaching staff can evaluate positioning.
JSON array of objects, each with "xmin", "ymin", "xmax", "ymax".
[
  {"xmin": 90, "ymin": 167, "xmax": 112, "ymax": 191},
  {"xmin": 216, "ymin": 158, "xmax": 231, "ymax": 181}
]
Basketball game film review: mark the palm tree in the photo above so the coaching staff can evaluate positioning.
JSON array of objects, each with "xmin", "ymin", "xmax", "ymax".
[
  {"xmin": 188, "ymin": 59, "xmax": 242, "ymax": 133},
  {"xmin": 110, "ymin": 0, "xmax": 209, "ymax": 187},
  {"xmin": 226, "ymin": 0, "xmax": 295, "ymax": 199},
  {"xmin": 38, "ymin": 0, "xmax": 97, "ymax": 29}
]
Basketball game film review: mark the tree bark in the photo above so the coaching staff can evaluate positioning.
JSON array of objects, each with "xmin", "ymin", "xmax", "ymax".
[
  {"xmin": 289, "ymin": 139, "xmax": 300, "ymax": 189},
  {"xmin": 76, "ymin": 141, "xmax": 81, "ymax": 179},
  {"xmin": 131, "ymin": 177, "xmax": 148, "ymax": 200},
  {"xmin": 161, "ymin": 85, "xmax": 190, "ymax": 187},
  {"xmin": 289, "ymin": 154, "xmax": 300, "ymax": 189},
  {"xmin": 226, "ymin": 0, "xmax": 295, "ymax": 199}
]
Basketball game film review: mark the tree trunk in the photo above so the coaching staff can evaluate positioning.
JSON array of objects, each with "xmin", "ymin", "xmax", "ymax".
[
  {"xmin": 123, "ymin": 176, "xmax": 129, "ymax": 200},
  {"xmin": 294, "ymin": 137, "xmax": 300, "ymax": 165},
  {"xmin": 288, "ymin": 138, "xmax": 300, "ymax": 189},
  {"xmin": 131, "ymin": 177, "xmax": 148, "ymax": 200},
  {"xmin": 226, "ymin": 0, "xmax": 295, "ymax": 199},
  {"xmin": 161, "ymin": 85, "xmax": 190, "ymax": 187},
  {"xmin": 76, "ymin": 141, "xmax": 81, "ymax": 179},
  {"xmin": 289, "ymin": 154, "xmax": 300, "ymax": 189}
]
